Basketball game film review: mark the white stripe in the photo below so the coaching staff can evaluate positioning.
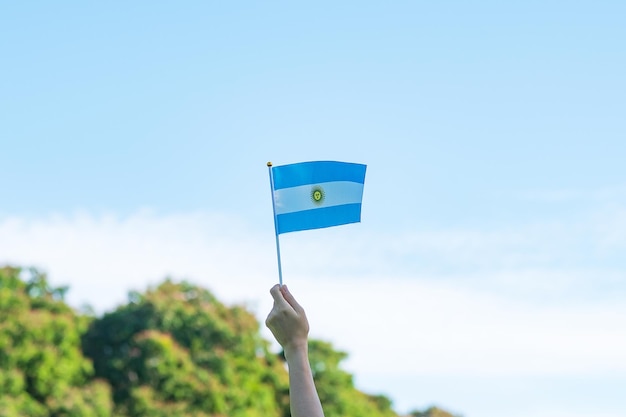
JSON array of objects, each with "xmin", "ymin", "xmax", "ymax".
[{"xmin": 274, "ymin": 181, "xmax": 364, "ymax": 215}]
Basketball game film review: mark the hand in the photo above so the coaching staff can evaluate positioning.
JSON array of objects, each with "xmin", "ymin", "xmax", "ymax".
[
  {"xmin": 267, "ymin": 285, "xmax": 325, "ymax": 417},
  {"xmin": 265, "ymin": 284, "xmax": 309, "ymax": 351}
]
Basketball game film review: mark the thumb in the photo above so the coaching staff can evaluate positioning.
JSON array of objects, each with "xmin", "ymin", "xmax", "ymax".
[{"xmin": 281, "ymin": 285, "xmax": 305, "ymax": 315}]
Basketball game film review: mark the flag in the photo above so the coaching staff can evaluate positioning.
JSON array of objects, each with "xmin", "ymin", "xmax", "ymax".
[{"xmin": 270, "ymin": 161, "xmax": 367, "ymax": 234}]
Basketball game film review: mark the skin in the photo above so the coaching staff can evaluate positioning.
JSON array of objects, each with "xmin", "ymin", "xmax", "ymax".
[{"xmin": 266, "ymin": 284, "xmax": 325, "ymax": 417}]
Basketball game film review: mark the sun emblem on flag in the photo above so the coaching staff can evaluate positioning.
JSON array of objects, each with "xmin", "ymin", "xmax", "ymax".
[{"xmin": 311, "ymin": 186, "xmax": 325, "ymax": 205}]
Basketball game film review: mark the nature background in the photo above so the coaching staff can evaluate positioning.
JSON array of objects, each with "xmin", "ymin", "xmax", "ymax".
[{"xmin": 1, "ymin": 1, "xmax": 625, "ymax": 417}]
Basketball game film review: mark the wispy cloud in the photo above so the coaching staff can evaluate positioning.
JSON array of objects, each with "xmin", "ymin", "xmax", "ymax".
[
  {"xmin": 2, "ymin": 208, "xmax": 624, "ymax": 373},
  {"xmin": 2, "ymin": 208, "xmax": 625, "ymax": 416},
  {"xmin": 0, "ymin": 210, "xmax": 275, "ymax": 310},
  {"xmin": 515, "ymin": 184, "xmax": 626, "ymax": 204}
]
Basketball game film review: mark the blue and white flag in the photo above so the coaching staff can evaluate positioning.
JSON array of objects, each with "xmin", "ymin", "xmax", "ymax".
[{"xmin": 270, "ymin": 161, "xmax": 367, "ymax": 234}]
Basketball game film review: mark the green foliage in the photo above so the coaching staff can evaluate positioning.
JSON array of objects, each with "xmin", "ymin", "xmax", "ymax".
[
  {"xmin": 1, "ymin": 265, "xmax": 460, "ymax": 417},
  {"xmin": 409, "ymin": 406, "xmax": 462, "ymax": 417},
  {"xmin": 83, "ymin": 280, "xmax": 288, "ymax": 417},
  {"xmin": 0, "ymin": 266, "xmax": 113, "ymax": 417},
  {"xmin": 307, "ymin": 340, "xmax": 397, "ymax": 417}
]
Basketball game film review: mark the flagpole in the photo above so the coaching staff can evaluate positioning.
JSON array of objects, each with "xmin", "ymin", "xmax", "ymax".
[{"xmin": 267, "ymin": 162, "xmax": 284, "ymax": 286}]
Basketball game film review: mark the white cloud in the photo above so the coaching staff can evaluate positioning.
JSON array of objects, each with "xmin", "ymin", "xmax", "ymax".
[
  {"xmin": 516, "ymin": 184, "xmax": 626, "ymax": 204},
  {"xmin": 2, "ymin": 209, "xmax": 626, "ymax": 415},
  {"xmin": 0, "ymin": 210, "xmax": 275, "ymax": 311},
  {"xmin": 299, "ymin": 274, "xmax": 626, "ymax": 376},
  {"xmin": 507, "ymin": 409, "xmax": 625, "ymax": 417}
]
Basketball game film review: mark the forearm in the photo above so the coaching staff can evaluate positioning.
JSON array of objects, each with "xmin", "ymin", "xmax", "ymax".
[{"xmin": 284, "ymin": 344, "xmax": 325, "ymax": 417}]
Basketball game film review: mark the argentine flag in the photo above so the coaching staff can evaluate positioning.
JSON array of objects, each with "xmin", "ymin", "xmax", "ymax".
[{"xmin": 270, "ymin": 161, "xmax": 367, "ymax": 234}]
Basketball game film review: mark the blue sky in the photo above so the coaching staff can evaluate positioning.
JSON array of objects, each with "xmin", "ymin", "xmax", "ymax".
[{"xmin": 2, "ymin": 2, "xmax": 626, "ymax": 416}]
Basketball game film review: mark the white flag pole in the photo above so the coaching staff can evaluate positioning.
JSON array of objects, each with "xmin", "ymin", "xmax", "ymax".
[{"xmin": 267, "ymin": 162, "xmax": 284, "ymax": 286}]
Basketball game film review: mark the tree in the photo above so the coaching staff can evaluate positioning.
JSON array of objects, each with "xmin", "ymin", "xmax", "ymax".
[
  {"xmin": 0, "ymin": 266, "xmax": 113, "ymax": 417},
  {"xmin": 82, "ymin": 279, "xmax": 403, "ymax": 417},
  {"xmin": 2, "ymin": 265, "xmax": 460, "ymax": 417},
  {"xmin": 303, "ymin": 339, "xmax": 397, "ymax": 417},
  {"xmin": 409, "ymin": 406, "xmax": 462, "ymax": 417},
  {"xmin": 83, "ymin": 280, "xmax": 288, "ymax": 417}
]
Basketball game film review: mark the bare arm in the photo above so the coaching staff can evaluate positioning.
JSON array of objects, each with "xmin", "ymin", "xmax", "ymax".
[{"xmin": 266, "ymin": 284, "xmax": 325, "ymax": 417}]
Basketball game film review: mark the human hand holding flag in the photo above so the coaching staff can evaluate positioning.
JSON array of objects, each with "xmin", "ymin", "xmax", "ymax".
[
  {"xmin": 265, "ymin": 284, "xmax": 324, "ymax": 417},
  {"xmin": 265, "ymin": 284, "xmax": 309, "ymax": 351}
]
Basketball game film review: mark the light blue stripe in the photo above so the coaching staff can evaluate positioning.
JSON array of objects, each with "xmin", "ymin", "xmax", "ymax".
[
  {"xmin": 274, "ymin": 181, "xmax": 364, "ymax": 215},
  {"xmin": 276, "ymin": 203, "xmax": 362, "ymax": 234},
  {"xmin": 273, "ymin": 161, "xmax": 366, "ymax": 190}
]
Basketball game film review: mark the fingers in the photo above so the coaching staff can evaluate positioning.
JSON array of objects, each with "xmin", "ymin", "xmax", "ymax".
[
  {"xmin": 269, "ymin": 284, "xmax": 292, "ymax": 310},
  {"xmin": 269, "ymin": 284, "xmax": 305, "ymax": 316},
  {"xmin": 266, "ymin": 284, "xmax": 292, "ymax": 333},
  {"xmin": 281, "ymin": 285, "xmax": 306, "ymax": 315},
  {"xmin": 265, "ymin": 286, "xmax": 281, "ymax": 328},
  {"xmin": 266, "ymin": 284, "xmax": 310, "ymax": 346},
  {"xmin": 269, "ymin": 284, "xmax": 285, "ymax": 302}
]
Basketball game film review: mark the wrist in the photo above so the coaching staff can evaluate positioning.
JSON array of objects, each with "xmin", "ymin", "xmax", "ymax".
[{"xmin": 283, "ymin": 340, "xmax": 308, "ymax": 361}]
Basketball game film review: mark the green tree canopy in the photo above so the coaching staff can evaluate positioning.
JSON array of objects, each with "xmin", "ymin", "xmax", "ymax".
[
  {"xmin": 307, "ymin": 340, "xmax": 397, "ymax": 417},
  {"xmin": 82, "ymin": 279, "xmax": 288, "ymax": 417},
  {"xmin": 0, "ymin": 266, "xmax": 113, "ymax": 417},
  {"xmin": 409, "ymin": 406, "xmax": 462, "ymax": 417},
  {"xmin": 2, "ymin": 265, "xmax": 460, "ymax": 417}
]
